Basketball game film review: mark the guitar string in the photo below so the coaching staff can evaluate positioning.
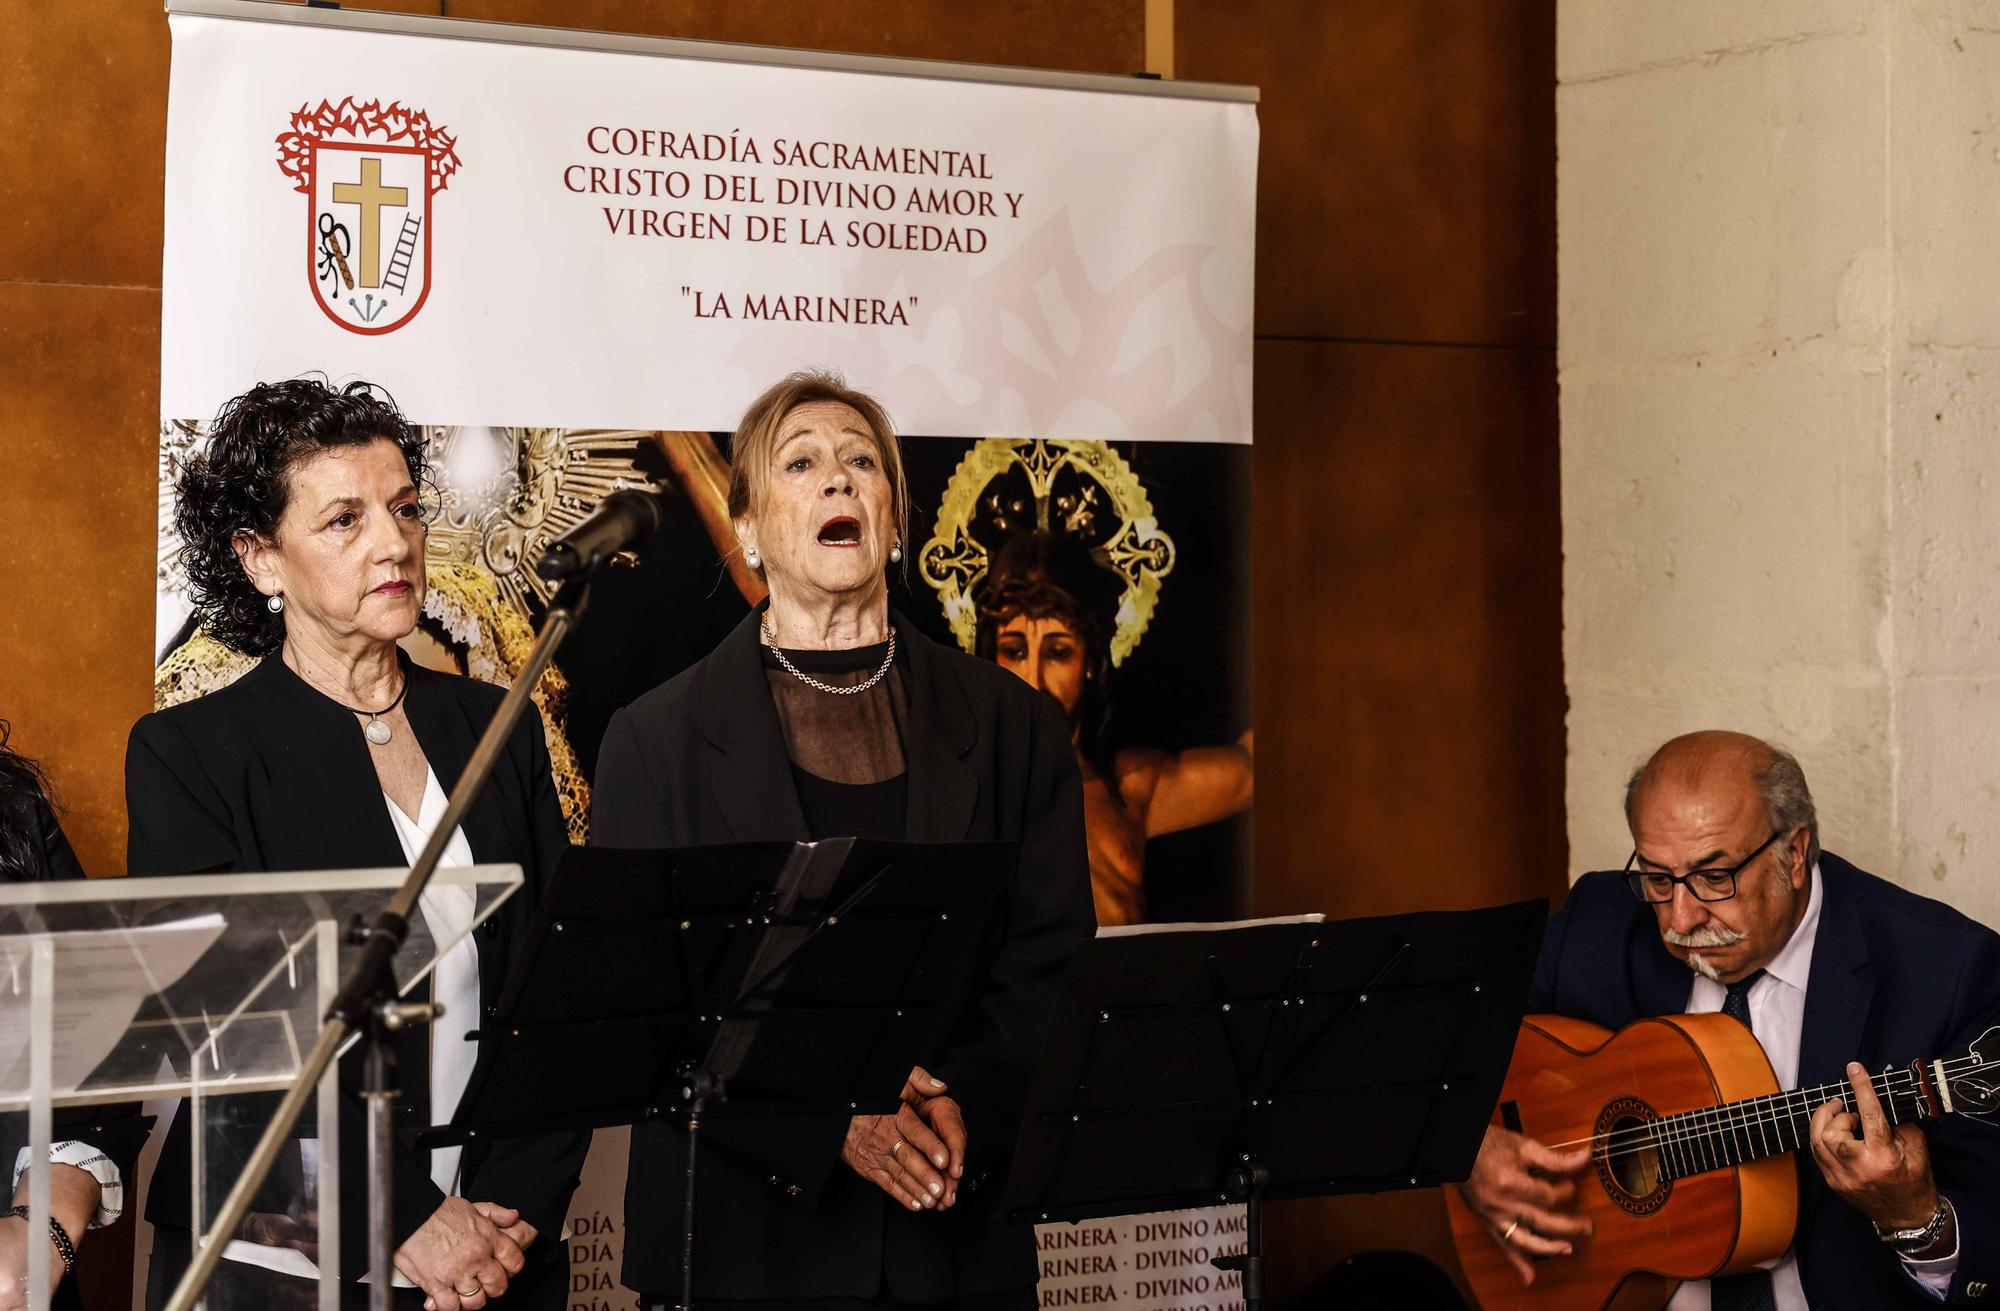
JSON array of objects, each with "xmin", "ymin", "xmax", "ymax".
[
  {"xmin": 1544, "ymin": 1050, "xmax": 1995, "ymax": 1155},
  {"xmin": 1606, "ymin": 1061, "xmax": 1986, "ymax": 1162},
  {"xmin": 1538, "ymin": 1053, "xmax": 1999, "ymax": 1165},
  {"xmin": 1584, "ymin": 1073, "xmax": 1923, "ymax": 1157},
  {"xmin": 1581, "ymin": 1060, "xmax": 1985, "ymax": 1165},
  {"xmin": 1580, "ymin": 1059, "xmax": 1997, "ymax": 1169}
]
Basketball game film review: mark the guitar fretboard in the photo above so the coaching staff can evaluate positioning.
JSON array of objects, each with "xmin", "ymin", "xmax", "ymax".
[{"xmin": 1648, "ymin": 1067, "xmax": 1926, "ymax": 1181}]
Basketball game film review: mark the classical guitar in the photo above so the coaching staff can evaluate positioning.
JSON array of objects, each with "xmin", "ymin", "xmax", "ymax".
[{"xmin": 1444, "ymin": 1013, "xmax": 2000, "ymax": 1311}]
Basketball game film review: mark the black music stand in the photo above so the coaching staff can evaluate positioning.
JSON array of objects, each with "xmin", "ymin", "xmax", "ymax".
[
  {"xmin": 1002, "ymin": 899, "xmax": 1547, "ymax": 1311},
  {"xmin": 423, "ymin": 837, "xmax": 1015, "ymax": 1310}
]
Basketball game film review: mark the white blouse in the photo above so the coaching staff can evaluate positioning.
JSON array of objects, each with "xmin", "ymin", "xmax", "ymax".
[{"xmin": 382, "ymin": 765, "xmax": 482, "ymax": 1197}]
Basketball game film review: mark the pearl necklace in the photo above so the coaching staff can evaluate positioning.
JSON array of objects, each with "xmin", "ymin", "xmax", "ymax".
[{"xmin": 761, "ymin": 622, "xmax": 897, "ymax": 696}]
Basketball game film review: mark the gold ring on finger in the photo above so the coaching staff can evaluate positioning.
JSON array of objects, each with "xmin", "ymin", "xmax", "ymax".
[
  {"xmin": 891, "ymin": 1138, "xmax": 906, "ymax": 1158},
  {"xmin": 1502, "ymin": 1220, "xmax": 1520, "ymax": 1242}
]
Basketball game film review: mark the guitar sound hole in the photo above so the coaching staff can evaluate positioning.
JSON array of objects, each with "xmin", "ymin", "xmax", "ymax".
[{"xmin": 1593, "ymin": 1096, "xmax": 1671, "ymax": 1216}]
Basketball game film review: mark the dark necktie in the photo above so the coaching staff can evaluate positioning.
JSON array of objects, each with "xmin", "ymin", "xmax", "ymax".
[{"xmin": 1711, "ymin": 970, "xmax": 1777, "ymax": 1311}]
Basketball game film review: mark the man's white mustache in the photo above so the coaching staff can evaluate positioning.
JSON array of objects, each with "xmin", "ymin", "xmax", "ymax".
[{"xmin": 1662, "ymin": 924, "xmax": 1746, "ymax": 948}]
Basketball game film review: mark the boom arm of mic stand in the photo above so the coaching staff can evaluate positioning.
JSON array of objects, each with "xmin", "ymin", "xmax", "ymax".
[{"xmin": 163, "ymin": 574, "xmax": 595, "ymax": 1311}]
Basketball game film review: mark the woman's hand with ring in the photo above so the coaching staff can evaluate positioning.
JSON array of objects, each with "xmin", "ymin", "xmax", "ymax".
[
  {"xmin": 400, "ymin": 1196, "xmax": 525, "ymax": 1311},
  {"xmin": 899, "ymin": 1065, "xmax": 968, "ymax": 1208},
  {"xmin": 842, "ymin": 1112, "xmax": 947, "ymax": 1211}
]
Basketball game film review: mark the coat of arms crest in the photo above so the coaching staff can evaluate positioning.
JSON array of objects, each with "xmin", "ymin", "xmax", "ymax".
[{"xmin": 276, "ymin": 97, "xmax": 461, "ymax": 335}]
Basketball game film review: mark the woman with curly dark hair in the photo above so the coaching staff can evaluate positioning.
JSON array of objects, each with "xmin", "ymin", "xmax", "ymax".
[
  {"xmin": 126, "ymin": 377, "xmax": 583, "ymax": 1311},
  {"xmin": 0, "ymin": 724, "xmax": 82, "ymax": 884}
]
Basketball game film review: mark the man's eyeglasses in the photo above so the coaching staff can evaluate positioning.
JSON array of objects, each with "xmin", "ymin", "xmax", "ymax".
[{"xmin": 1624, "ymin": 829, "xmax": 1787, "ymax": 904}]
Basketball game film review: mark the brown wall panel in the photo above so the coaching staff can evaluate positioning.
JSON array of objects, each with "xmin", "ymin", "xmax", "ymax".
[
  {"xmin": 1177, "ymin": 0, "xmax": 1555, "ymax": 348},
  {"xmin": 0, "ymin": 1, "xmax": 170, "ymax": 288},
  {"xmin": 1252, "ymin": 338, "xmax": 1565, "ymax": 919},
  {"xmin": 1202, "ymin": 0, "xmax": 1560, "ymax": 1296},
  {"xmin": 0, "ymin": 282, "xmax": 162, "ymax": 877},
  {"xmin": 1249, "ymin": 336, "xmax": 1564, "ymax": 1300}
]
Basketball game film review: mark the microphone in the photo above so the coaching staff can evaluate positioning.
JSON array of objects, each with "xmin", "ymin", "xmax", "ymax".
[{"xmin": 534, "ymin": 487, "xmax": 667, "ymax": 582}]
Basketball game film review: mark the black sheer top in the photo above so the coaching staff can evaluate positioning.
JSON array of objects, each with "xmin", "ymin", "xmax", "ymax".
[{"xmin": 760, "ymin": 639, "xmax": 909, "ymax": 840}]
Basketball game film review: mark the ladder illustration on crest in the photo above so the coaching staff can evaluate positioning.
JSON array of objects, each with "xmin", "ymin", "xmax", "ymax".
[{"xmin": 384, "ymin": 214, "xmax": 422, "ymax": 294}]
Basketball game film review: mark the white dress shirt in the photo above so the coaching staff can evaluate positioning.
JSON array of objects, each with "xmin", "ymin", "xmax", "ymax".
[{"xmin": 1666, "ymin": 865, "xmax": 1954, "ymax": 1308}]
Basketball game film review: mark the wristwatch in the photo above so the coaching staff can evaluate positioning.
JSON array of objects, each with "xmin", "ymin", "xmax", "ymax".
[
  {"xmin": 3, "ymin": 1205, "xmax": 74, "ymax": 1274},
  {"xmin": 1874, "ymin": 1198, "xmax": 1953, "ymax": 1254}
]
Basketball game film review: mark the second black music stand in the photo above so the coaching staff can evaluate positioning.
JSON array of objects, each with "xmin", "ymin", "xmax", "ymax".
[{"xmin": 1002, "ymin": 899, "xmax": 1547, "ymax": 1311}]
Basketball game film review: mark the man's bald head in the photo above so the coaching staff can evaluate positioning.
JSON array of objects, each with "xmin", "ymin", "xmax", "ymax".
[
  {"xmin": 1623, "ymin": 731, "xmax": 1821, "ymax": 983},
  {"xmin": 1625, "ymin": 731, "xmax": 1821, "ymax": 873}
]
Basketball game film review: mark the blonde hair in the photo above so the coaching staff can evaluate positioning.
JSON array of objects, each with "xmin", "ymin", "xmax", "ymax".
[{"xmin": 726, "ymin": 371, "xmax": 910, "ymax": 572}]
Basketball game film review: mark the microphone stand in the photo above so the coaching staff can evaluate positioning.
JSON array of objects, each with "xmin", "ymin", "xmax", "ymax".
[{"xmin": 164, "ymin": 572, "xmax": 596, "ymax": 1311}]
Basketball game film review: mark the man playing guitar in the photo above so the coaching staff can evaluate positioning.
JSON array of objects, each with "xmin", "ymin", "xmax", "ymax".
[{"xmin": 1459, "ymin": 731, "xmax": 2000, "ymax": 1307}]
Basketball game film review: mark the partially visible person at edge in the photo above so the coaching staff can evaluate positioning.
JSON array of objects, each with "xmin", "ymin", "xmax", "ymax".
[
  {"xmin": 0, "ymin": 724, "xmax": 149, "ymax": 1311},
  {"xmin": 591, "ymin": 370, "xmax": 1095, "ymax": 1311},
  {"xmin": 125, "ymin": 377, "xmax": 586, "ymax": 1311},
  {"xmin": 1459, "ymin": 730, "xmax": 2000, "ymax": 1308},
  {"xmin": 973, "ymin": 531, "xmax": 1252, "ymax": 927}
]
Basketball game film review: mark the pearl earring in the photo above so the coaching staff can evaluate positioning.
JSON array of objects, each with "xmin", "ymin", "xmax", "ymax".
[
  {"xmin": 744, "ymin": 547, "xmax": 760, "ymax": 568},
  {"xmin": 267, "ymin": 593, "xmax": 285, "ymax": 614},
  {"xmin": 889, "ymin": 543, "xmax": 903, "ymax": 564}
]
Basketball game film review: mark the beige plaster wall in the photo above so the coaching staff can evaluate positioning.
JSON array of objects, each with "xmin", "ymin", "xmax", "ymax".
[{"xmin": 1560, "ymin": 0, "xmax": 2000, "ymax": 928}]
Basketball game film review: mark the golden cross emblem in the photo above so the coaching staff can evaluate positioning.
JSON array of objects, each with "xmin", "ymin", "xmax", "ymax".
[{"xmin": 330, "ymin": 157, "xmax": 409, "ymax": 290}]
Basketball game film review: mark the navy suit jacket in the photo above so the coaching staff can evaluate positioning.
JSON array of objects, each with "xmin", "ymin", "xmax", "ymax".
[{"xmin": 1529, "ymin": 853, "xmax": 2000, "ymax": 1308}]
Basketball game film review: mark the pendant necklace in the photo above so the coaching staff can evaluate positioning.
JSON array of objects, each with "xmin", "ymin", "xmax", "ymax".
[{"xmin": 335, "ymin": 677, "xmax": 410, "ymax": 744}]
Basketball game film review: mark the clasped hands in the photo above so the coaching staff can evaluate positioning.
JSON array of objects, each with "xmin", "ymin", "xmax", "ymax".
[
  {"xmin": 1461, "ymin": 1062, "xmax": 1947, "ymax": 1288},
  {"xmin": 841, "ymin": 1064, "xmax": 967, "ymax": 1213},
  {"xmin": 403, "ymin": 1196, "xmax": 538, "ymax": 1311}
]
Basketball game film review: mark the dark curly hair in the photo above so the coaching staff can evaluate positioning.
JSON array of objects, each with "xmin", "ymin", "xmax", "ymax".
[
  {"xmin": 175, "ymin": 377, "xmax": 429, "ymax": 656},
  {"xmin": 0, "ymin": 721, "xmax": 58, "ymax": 881},
  {"xmin": 974, "ymin": 531, "xmax": 1122, "ymax": 768}
]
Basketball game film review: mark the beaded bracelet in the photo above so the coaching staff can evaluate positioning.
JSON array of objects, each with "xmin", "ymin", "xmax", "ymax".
[{"xmin": 3, "ymin": 1205, "xmax": 74, "ymax": 1274}]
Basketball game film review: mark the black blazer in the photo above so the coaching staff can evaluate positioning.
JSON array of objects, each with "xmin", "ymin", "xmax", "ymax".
[
  {"xmin": 592, "ymin": 606, "xmax": 1094, "ymax": 1301},
  {"xmin": 3, "ymin": 786, "xmax": 85, "ymax": 883},
  {"xmin": 124, "ymin": 655, "xmax": 588, "ymax": 1296},
  {"xmin": 1529, "ymin": 853, "xmax": 2000, "ymax": 1308}
]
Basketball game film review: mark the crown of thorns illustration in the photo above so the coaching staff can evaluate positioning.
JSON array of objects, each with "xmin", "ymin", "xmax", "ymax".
[
  {"xmin": 275, "ymin": 97, "xmax": 462, "ymax": 196},
  {"xmin": 920, "ymin": 439, "xmax": 1175, "ymax": 667}
]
